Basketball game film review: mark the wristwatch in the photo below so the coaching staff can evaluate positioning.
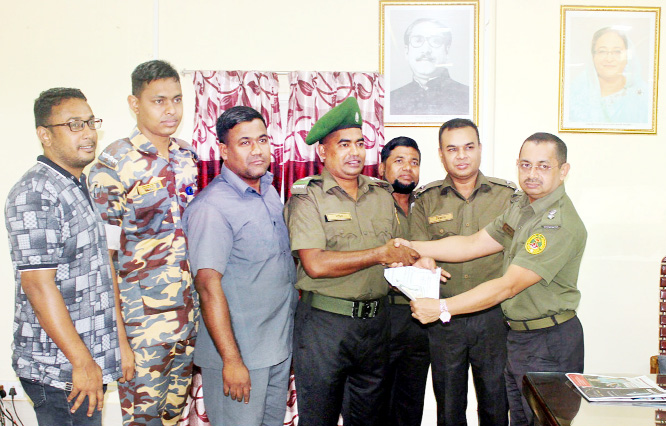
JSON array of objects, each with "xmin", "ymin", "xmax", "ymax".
[{"xmin": 439, "ymin": 299, "xmax": 451, "ymax": 323}]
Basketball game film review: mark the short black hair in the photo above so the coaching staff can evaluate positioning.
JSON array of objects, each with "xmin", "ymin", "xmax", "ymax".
[
  {"xmin": 216, "ymin": 106, "xmax": 267, "ymax": 144},
  {"xmin": 381, "ymin": 136, "xmax": 421, "ymax": 163},
  {"xmin": 438, "ymin": 118, "xmax": 480, "ymax": 147},
  {"xmin": 131, "ymin": 60, "xmax": 180, "ymax": 96},
  {"xmin": 591, "ymin": 27, "xmax": 628, "ymax": 55},
  {"xmin": 522, "ymin": 132, "xmax": 568, "ymax": 165},
  {"xmin": 34, "ymin": 87, "xmax": 87, "ymax": 128},
  {"xmin": 404, "ymin": 18, "xmax": 452, "ymax": 48}
]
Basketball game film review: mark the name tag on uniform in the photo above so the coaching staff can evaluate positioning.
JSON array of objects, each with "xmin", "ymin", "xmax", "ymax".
[
  {"xmin": 428, "ymin": 213, "xmax": 453, "ymax": 224},
  {"xmin": 325, "ymin": 212, "xmax": 352, "ymax": 222},
  {"xmin": 136, "ymin": 180, "xmax": 164, "ymax": 195},
  {"xmin": 502, "ymin": 223, "xmax": 515, "ymax": 237}
]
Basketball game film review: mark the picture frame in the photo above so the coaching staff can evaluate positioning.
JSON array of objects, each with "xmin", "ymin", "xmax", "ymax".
[
  {"xmin": 380, "ymin": 1, "xmax": 478, "ymax": 127},
  {"xmin": 559, "ymin": 6, "xmax": 660, "ymax": 134}
]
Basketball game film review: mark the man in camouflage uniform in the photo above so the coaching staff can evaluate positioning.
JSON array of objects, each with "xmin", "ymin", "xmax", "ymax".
[
  {"xmin": 284, "ymin": 97, "xmax": 422, "ymax": 426},
  {"xmin": 409, "ymin": 132, "xmax": 586, "ymax": 426},
  {"xmin": 89, "ymin": 60, "xmax": 198, "ymax": 426},
  {"xmin": 410, "ymin": 118, "xmax": 514, "ymax": 426}
]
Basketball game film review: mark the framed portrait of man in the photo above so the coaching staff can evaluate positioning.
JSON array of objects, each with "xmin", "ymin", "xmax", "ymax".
[
  {"xmin": 380, "ymin": 1, "xmax": 478, "ymax": 127},
  {"xmin": 559, "ymin": 6, "xmax": 660, "ymax": 134}
]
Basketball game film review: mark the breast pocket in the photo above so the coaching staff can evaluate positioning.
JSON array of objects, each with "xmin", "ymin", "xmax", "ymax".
[
  {"xmin": 323, "ymin": 219, "xmax": 357, "ymax": 251},
  {"xmin": 372, "ymin": 217, "xmax": 394, "ymax": 244},
  {"xmin": 126, "ymin": 184, "xmax": 175, "ymax": 240},
  {"xmin": 427, "ymin": 219, "xmax": 458, "ymax": 240},
  {"xmin": 234, "ymin": 218, "xmax": 280, "ymax": 262}
]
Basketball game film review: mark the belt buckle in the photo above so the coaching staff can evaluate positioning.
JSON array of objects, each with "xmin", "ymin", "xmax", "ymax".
[{"xmin": 352, "ymin": 301, "xmax": 377, "ymax": 319}]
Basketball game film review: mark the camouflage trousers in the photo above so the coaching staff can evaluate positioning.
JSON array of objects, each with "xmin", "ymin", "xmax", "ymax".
[{"xmin": 119, "ymin": 337, "xmax": 195, "ymax": 426}]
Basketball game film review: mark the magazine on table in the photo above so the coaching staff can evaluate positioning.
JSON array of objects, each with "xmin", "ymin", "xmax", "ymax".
[{"xmin": 566, "ymin": 373, "xmax": 666, "ymax": 402}]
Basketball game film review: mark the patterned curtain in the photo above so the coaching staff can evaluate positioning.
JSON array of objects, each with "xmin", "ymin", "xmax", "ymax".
[
  {"xmin": 282, "ymin": 71, "xmax": 385, "ymax": 198},
  {"xmin": 190, "ymin": 70, "xmax": 283, "ymax": 191}
]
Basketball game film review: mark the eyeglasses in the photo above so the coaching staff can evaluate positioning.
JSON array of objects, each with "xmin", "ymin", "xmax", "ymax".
[
  {"xmin": 594, "ymin": 49, "xmax": 625, "ymax": 59},
  {"xmin": 43, "ymin": 118, "xmax": 103, "ymax": 132},
  {"xmin": 518, "ymin": 162, "xmax": 556, "ymax": 173},
  {"xmin": 409, "ymin": 35, "xmax": 446, "ymax": 49}
]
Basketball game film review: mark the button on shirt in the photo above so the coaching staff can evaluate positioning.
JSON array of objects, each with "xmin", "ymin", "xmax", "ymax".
[
  {"xmin": 485, "ymin": 185, "xmax": 587, "ymax": 321},
  {"xmin": 284, "ymin": 169, "xmax": 399, "ymax": 300},
  {"xmin": 183, "ymin": 165, "xmax": 298, "ymax": 370},
  {"xmin": 88, "ymin": 128, "xmax": 198, "ymax": 347},
  {"xmin": 410, "ymin": 173, "xmax": 514, "ymax": 297},
  {"xmin": 5, "ymin": 156, "xmax": 121, "ymax": 390}
]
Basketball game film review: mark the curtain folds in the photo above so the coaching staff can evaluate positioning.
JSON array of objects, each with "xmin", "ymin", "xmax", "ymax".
[
  {"xmin": 191, "ymin": 70, "xmax": 283, "ymax": 191},
  {"xmin": 181, "ymin": 70, "xmax": 384, "ymax": 426},
  {"xmin": 282, "ymin": 71, "xmax": 385, "ymax": 198}
]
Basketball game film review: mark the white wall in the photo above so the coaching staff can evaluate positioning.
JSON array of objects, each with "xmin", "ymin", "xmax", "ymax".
[{"xmin": 1, "ymin": 0, "xmax": 664, "ymax": 423}]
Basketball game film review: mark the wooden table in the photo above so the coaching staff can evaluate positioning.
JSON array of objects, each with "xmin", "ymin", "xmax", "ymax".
[{"xmin": 523, "ymin": 372, "xmax": 666, "ymax": 426}]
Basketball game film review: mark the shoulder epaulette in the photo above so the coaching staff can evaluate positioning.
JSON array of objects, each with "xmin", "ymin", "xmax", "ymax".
[
  {"xmin": 540, "ymin": 205, "xmax": 562, "ymax": 229},
  {"xmin": 413, "ymin": 179, "xmax": 446, "ymax": 198},
  {"xmin": 368, "ymin": 176, "xmax": 391, "ymax": 189},
  {"xmin": 290, "ymin": 175, "xmax": 321, "ymax": 195},
  {"xmin": 96, "ymin": 138, "xmax": 134, "ymax": 170},
  {"xmin": 487, "ymin": 177, "xmax": 518, "ymax": 191},
  {"xmin": 173, "ymin": 138, "xmax": 198, "ymax": 161}
]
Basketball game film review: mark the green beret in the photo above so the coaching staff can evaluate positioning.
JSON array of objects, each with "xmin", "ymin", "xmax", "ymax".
[{"xmin": 304, "ymin": 97, "xmax": 363, "ymax": 145}]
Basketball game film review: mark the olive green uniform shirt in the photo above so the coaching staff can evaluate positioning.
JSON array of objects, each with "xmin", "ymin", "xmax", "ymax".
[
  {"xmin": 394, "ymin": 194, "xmax": 414, "ymax": 240},
  {"xmin": 410, "ymin": 173, "xmax": 515, "ymax": 298},
  {"xmin": 485, "ymin": 184, "xmax": 587, "ymax": 321},
  {"xmin": 284, "ymin": 169, "xmax": 399, "ymax": 301}
]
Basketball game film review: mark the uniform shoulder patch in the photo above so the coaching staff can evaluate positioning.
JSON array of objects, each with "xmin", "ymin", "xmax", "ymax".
[
  {"xmin": 487, "ymin": 177, "xmax": 517, "ymax": 191},
  {"xmin": 173, "ymin": 138, "xmax": 198, "ymax": 160},
  {"xmin": 290, "ymin": 176, "xmax": 320, "ymax": 195},
  {"xmin": 540, "ymin": 207, "xmax": 562, "ymax": 229},
  {"xmin": 525, "ymin": 233, "xmax": 547, "ymax": 255},
  {"xmin": 368, "ymin": 176, "xmax": 391, "ymax": 189},
  {"xmin": 97, "ymin": 138, "xmax": 133, "ymax": 170},
  {"xmin": 414, "ymin": 179, "xmax": 445, "ymax": 198}
]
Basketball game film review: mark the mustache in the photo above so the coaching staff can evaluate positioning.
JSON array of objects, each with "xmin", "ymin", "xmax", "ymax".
[{"xmin": 416, "ymin": 54, "xmax": 435, "ymax": 61}]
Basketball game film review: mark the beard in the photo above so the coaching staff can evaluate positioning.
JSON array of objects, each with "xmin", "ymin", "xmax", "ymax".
[{"xmin": 391, "ymin": 179, "xmax": 417, "ymax": 194}]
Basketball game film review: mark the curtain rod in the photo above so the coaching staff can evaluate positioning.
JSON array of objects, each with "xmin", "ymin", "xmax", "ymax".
[{"xmin": 181, "ymin": 69, "xmax": 378, "ymax": 76}]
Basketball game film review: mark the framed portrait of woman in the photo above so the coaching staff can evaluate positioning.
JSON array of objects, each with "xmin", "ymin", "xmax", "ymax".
[
  {"xmin": 559, "ymin": 6, "xmax": 660, "ymax": 134},
  {"xmin": 380, "ymin": 1, "xmax": 478, "ymax": 127}
]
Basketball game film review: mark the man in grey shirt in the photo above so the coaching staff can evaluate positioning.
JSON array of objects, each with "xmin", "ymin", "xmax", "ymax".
[{"xmin": 183, "ymin": 106, "xmax": 298, "ymax": 426}]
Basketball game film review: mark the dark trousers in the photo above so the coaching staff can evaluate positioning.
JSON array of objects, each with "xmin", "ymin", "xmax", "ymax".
[
  {"xmin": 429, "ymin": 306, "xmax": 508, "ymax": 426},
  {"xmin": 505, "ymin": 315, "xmax": 584, "ymax": 426},
  {"xmin": 293, "ymin": 299, "xmax": 390, "ymax": 426},
  {"xmin": 20, "ymin": 378, "xmax": 107, "ymax": 426},
  {"xmin": 381, "ymin": 304, "xmax": 430, "ymax": 426}
]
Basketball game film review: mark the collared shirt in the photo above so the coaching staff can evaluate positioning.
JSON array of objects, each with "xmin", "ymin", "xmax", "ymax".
[
  {"xmin": 5, "ymin": 156, "xmax": 121, "ymax": 390},
  {"xmin": 183, "ymin": 165, "xmax": 297, "ymax": 370},
  {"xmin": 411, "ymin": 173, "xmax": 515, "ymax": 297},
  {"xmin": 393, "ymin": 193, "xmax": 414, "ymax": 240},
  {"xmin": 485, "ymin": 185, "xmax": 587, "ymax": 320},
  {"xmin": 88, "ymin": 128, "xmax": 198, "ymax": 347},
  {"xmin": 284, "ymin": 169, "xmax": 398, "ymax": 300}
]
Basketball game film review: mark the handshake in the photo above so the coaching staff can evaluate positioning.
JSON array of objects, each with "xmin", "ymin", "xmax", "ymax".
[{"xmin": 381, "ymin": 238, "xmax": 450, "ymax": 282}]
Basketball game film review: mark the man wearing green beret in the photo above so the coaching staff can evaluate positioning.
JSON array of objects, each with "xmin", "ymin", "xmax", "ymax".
[{"xmin": 284, "ymin": 97, "xmax": 423, "ymax": 426}]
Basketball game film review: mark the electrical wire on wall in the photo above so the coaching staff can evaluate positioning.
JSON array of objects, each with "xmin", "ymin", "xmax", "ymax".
[{"xmin": 0, "ymin": 387, "xmax": 23, "ymax": 426}]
